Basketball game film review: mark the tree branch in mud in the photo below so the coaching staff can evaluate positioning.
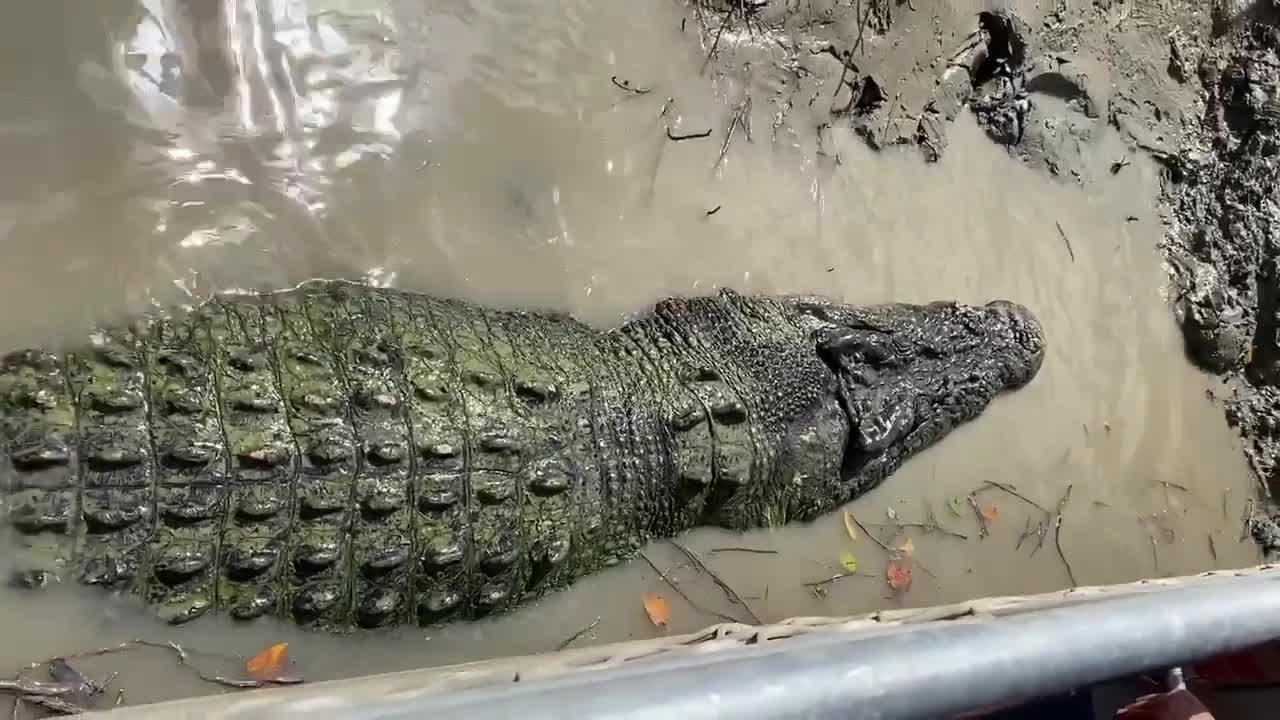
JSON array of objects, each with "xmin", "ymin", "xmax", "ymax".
[
  {"xmin": 699, "ymin": 3, "xmax": 735, "ymax": 75},
  {"xmin": 804, "ymin": 570, "xmax": 876, "ymax": 589},
  {"xmin": 639, "ymin": 551, "xmax": 741, "ymax": 624},
  {"xmin": 967, "ymin": 494, "xmax": 990, "ymax": 538},
  {"xmin": 1055, "ymin": 221, "xmax": 1076, "ymax": 263},
  {"xmin": 715, "ymin": 94, "xmax": 752, "ymax": 173},
  {"xmin": 977, "ymin": 480, "xmax": 1048, "ymax": 513},
  {"xmin": 845, "ymin": 512, "xmax": 939, "ymax": 580},
  {"xmin": 670, "ymin": 540, "xmax": 763, "ymax": 624},
  {"xmin": 557, "ymin": 617, "xmax": 603, "ymax": 650},
  {"xmin": 864, "ymin": 501, "xmax": 969, "ymax": 540},
  {"xmin": 1053, "ymin": 484, "xmax": 1077, "ymax": 588},
  {"xmin": 3, "ymin": 638, "xmax": 304, "ymax": 716},
  {"xmin": 709, "ymin": 546, "xmax": 776, "ymax": 554}
]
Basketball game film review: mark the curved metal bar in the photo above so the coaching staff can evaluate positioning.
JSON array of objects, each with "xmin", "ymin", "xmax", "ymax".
[{"xmin": 90, "ymin": 570, "xmax": 1280, "ymax": 719}]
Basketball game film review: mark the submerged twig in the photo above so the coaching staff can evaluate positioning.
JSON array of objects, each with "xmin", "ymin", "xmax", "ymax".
[
  {"xmin": 864, "ymin": 521, "xmax": 968, "ymax": 541},
  {"xmin": 709, "ymin": 546, "xmax": 776, "ymax": 555},
  {"xmin": 667, "ymin": 127, "xmax": 714, "ymax": 141},
  {"xmin": 715, "ymin": 95, "xmax": 753, "ymax": 172},
  {"xmin": 1208, "ymin": 533, "xmax": 1218, "ymax": 564},
  {"xmin": 639, "ymin": 552, "xmax": 740, "ymax": 624},
  {"xmin": 670, "ymin": 541, "xmax": 763, "ymax": 624},
  {"xmin": 1055, "ymin": 221, "xmax": 1076, "ymax": 262},
  {"xmin": 977, "ymin": 481, "xmax": 1048, "ymax": 513},
  {"xmin": 845, "ymin": 512, "xmax": 892, "ymax": 553},
  {"xmin": 804, "ymin": 571, "xmax": 875, "ymax": 588},
  {"xmin": 558, "ymin": 617, "xmax": 603, "ymax": 650},
  {"xmin": 700, "ymin": 4, "xmax": 735, "ymax": 74},
  {"xmin": 1015, "ymin": 516, "xmax": 1035, "ymax": 551},
  {"xmin": 967, "ymin": 494, "xmax": 990, "ymax": 538},
  {"xmin": 1052, "ymin": 485, "xmax": 1077, "ymax": 587},
  {"xmin": 610, "ymin": 75, "xmax": 652, "ymax": 94},
  {"xmin": 846, "ymin": 511, "xmax": 939, "ymax": 580}
]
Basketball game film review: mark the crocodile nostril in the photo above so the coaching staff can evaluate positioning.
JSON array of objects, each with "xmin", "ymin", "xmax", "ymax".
[{"xmin": 985, "ymin": 299, "xmax": 1046, "ymax": 381}]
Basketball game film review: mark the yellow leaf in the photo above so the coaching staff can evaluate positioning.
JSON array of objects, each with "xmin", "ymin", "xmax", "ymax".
[
  {"xmin": 642, "ymin": 592, "xmax": 671, "ymax": 630},
  {"xmin": 898, "ymin": 537, "xmax": 915, "ymax": 558},
  {"xmin": 245, "ymin": 643, "xmax": 290, "ymax": 681},
  {"xmin": 839, "ymin": 551, "xmax": 858, "ymax": 573},
  {"xmin": 842, "ymin": 511, "xmax": 858, "ymax": 542}
]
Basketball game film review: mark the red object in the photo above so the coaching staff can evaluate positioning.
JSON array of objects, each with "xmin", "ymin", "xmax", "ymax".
[{"xmin": 1191, "ymin": 640, "xmax": 1280, "ymax": 688}]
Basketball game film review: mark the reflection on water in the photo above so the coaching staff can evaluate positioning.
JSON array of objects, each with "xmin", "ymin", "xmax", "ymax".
[{"xmin": 0, "ymin": 0, "xmax": 1261, "ymax": 708}]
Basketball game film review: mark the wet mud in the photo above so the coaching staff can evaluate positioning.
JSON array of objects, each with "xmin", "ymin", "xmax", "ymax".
[{"xmin": 722, "ymin": 0, "xmax": 1280, "ymax": 549}]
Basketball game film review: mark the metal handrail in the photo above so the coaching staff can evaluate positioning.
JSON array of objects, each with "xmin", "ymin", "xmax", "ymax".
[{"xmin": 89, "ymin": 567, "xmax": 1280, "ymax": 719}]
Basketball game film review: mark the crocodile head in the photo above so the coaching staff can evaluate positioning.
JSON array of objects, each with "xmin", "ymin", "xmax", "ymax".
[{"xmin": 788, "ymin": 296, "xmax": 1045, "ymax": 498}]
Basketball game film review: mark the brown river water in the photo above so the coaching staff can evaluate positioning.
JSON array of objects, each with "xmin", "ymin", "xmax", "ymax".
[{"xmin": 0, "ymin": 0, "xmax": 1262, "ymax": 708}]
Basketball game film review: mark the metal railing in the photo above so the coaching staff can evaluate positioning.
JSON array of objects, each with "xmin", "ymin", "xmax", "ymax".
[{"xmin": 89, "ymin": 566, "xmax": 1280, "ymax": 719}]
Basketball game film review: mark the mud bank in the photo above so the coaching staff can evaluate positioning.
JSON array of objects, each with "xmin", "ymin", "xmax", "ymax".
[{"xmin": 691, "ymin": 0, "xmax": 1280, "ymax": 553}]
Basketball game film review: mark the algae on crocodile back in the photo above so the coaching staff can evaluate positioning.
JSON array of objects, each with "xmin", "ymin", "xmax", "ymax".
[{"xmin": 0, "ymin": 280, "xmax": 1044, "ymax": 631}]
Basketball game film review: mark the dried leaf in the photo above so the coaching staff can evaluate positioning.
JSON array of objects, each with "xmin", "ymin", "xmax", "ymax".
[
  {"xmin": 841, "ymin": 511, "xmax": 858, "ymax": 541},
  {"xmin": 980, "ymin": 504, "xmax": 1000, "ymax": 522},
  {"xmin": 947, "ymin": 497, "xmax": 965, "ymax": 516},
  {"xmin": 897, "ymin": 537, "xmax": 915, "ymax": 558},
  {"xmin": 642, "ymin": 592, "xmax": 671, "ymax": 629},
  {"xmin": 886, "ymin": 507, "xmax": 898, "ymax": 521},
  {"xmin": 246, "ymin": 643, "xmax": 290, "ymax": 681},
  {"xmin": 839, "ymin": 550, "xmax": 858, "ymax": 573},
  {"xmin": 887, "ymin": 562, "xmax": 913, "ymax": 592}
]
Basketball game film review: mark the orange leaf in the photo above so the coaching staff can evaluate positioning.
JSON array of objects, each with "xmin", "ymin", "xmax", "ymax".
[
  {"xmin": 246, "ymin": 643, "xmax": 290, "ymax": 681},
  {"xmin": 980, "ymin": 504, "xmax": 999, "ymax": 522},
  {"xmin": 887, "ymin": 562, "xmax": 913, "ymax": 592},
  {"xmin": 642, "ymin": 592, "xmax": 671, "ymax": 629}
]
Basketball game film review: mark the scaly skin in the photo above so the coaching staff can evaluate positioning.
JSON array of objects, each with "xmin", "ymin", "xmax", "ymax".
[{"xmin": 0, "ymin": 281, "xmax": 1045, "ymax": 630}]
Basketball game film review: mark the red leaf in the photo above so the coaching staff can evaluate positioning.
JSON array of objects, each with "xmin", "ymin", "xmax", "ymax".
[
  {"xmin": 887, "ymin": 562, "xmax": 913, "ymax": 592},
  {"xmin": 980, "ymin": 504, "xmax": 1000, "ymax": 522}
]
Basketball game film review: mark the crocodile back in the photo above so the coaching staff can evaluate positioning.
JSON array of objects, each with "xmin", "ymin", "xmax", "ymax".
[{"xmin": 0, "ymin": 281, "xmax": 628, "ymax": 630}]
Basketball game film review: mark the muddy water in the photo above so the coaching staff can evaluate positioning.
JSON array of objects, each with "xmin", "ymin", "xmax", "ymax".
[{"xmin": 0, "ymin": 0, "xmax": 1260, "ymax": 708}]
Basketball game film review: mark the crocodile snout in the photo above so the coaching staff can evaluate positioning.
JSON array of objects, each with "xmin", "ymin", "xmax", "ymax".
[{"xmin": 986, "ymin": 299, "xmax": 1045, "ymax": 385}]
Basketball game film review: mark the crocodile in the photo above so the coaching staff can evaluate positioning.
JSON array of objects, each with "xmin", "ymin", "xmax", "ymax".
[{"xmin": 0, "ymin": 281, "xmax": 1044, "ymax": 630}]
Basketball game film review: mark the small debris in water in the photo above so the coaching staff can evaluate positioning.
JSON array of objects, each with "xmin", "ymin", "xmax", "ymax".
[
  {"xmin": 666, "ymin": 127, "xmax": 713, "ymax": 141},
  {"xmin": 610, "ymin": 75, "xmax": 651, "ymax": 95},
  {"xmin": 709, "ymin": 546, "xmax": 777, "ymax": 555},
  {"xmin": 1055, "ymin": 221, "xmax": 1076, "ymax": 262},
  {"xmin": 557, "ymin": 617, "xmax": 603, "ymax": 650}
]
